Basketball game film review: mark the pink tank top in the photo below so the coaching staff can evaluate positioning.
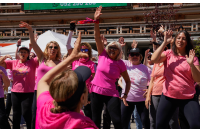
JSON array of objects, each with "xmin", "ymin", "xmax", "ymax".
[{"xmin": 34, "ymin": 60, "xmax": 56, "ymax": 90}]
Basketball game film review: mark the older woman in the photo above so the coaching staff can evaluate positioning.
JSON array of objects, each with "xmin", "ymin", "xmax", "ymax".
[
  {"xmin": 35, "ymin": 32, "xmax": 98, "ymax": 129},
  {"xmin": 118, "ymin": 48, "xmax": 151, "ymax": 129},
  {"xmin": 151, "ymin": 29, "xmax": 200, "ymax": 128},
  {"xmin": 0, "ymin": 46, "xmax": 38, "ymax": 128},
  {"xmin": 66, "ymin": 21, "xmax": 96, "ymax": 120},
  {"xmin": 90, "ymin": 6, "xmax": 130, "ymax": 129},
  {"xmin": 19, "ymin": 21, "xmax": 62, "ymax": 129}
]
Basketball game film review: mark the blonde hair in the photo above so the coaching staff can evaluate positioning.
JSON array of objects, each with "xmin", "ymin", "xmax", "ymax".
[
  {"xmin": 43, "ymin": 41, "xmax": 62, "ymax": 61},
  {"xmin": 81, "ymin": 42, "xmax": 92, "ymax": 59},
  {"xmin": 105, "ymin": 41, "xmax": 123, "ymax": 61},
  {"xmin": 49, "ymin": 70, "xmax": 86, "ymax": 113}
]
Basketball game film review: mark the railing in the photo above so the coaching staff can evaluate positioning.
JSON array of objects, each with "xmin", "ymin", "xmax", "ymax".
[{"xmin": 0, "ymin": 19, "xmax": 199, "ymax": 38}]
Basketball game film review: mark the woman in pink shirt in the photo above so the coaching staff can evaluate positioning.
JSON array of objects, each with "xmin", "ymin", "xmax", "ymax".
[
  {"xmin": 90, "ymin": 6, "xmax": 130, "ymax": 129},
  {"xmin": 36, "ymin": 32, "xmax": 98, "ymax": 129},
  {"xmin": 66, "ymin": 21, "xmax": 96, "ymax": 120},
  {"xmin": 0, "ymin": 47, "xmax": 38, "ymax": 129},
  {"xmin": 151, "ymin": 29, "xmax": 200, "ymax": 128},
  {"xmin": 19, "ymin": 21, "xmax": 62, "ymax": 129}
]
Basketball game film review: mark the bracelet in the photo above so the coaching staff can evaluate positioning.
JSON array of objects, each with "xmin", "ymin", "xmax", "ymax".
[
  {"xmin": 123, "ymin": 93, "xmax": 127, "ymax": 96},
  {"xmin": 17, "ymin": 45, "xmax": 20, "ymax": 47},
  {"xmin": 94, "ymin": 19, "xmax": 99, "ymax": 24}
]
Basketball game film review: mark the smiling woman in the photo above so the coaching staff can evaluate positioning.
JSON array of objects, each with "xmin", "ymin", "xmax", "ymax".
[{"xmin": 18, "ymin": 21, "xmax": 62, "ymax": 129}]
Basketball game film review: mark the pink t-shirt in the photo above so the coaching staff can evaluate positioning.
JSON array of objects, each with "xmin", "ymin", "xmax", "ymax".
[
  {"xmin": 91, "ymin": 49, "xmax": 127, "ymax": 97},
  {"xmin": 162, "ymin": 49, "xmax": 199, "ymax": 99},
  {"xmin": 36, "ymin": 91, "xmax": 98, "ymax": 129},
  {"xmin": 72, "ymin": 59, "xmax": 95, "ymax": 92},
  {"xmin": 151, "ymin": 63, "xmax": 165, "ymax": 95},
  {"xmin": 121, "ymin": 60, "xmax": 150, "ymax": 102},
  {"xmin": 34, "ymin": 61, "xmax": 54, "ymax": 90},
  {"xmin": 5, "ymin": 58, "xmax": 39, "ymax": 93}
]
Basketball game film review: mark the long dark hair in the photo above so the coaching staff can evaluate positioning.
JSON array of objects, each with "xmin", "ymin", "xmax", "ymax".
[{"xmin": 172, "ymin": 30, "xmax": 194, "ymax": 56}]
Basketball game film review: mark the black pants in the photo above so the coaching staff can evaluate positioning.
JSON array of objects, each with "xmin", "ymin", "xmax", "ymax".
[
  {"xmin": 156, "ymin": 94, "xmax": 200, "ymax": 129},
  {"xmin": 83, "ymin": 93, "xmax": 92, "ymax": 120},
  {"xmin": 91, "ymin": 92, "xmax": 121, "ymax": 129},
  {"xmin": 103, "ymin": 103, "xmax": 111, "ymax": 129},
  {"xmin": 0, "ymin": 98, "xmax": 11, "ymax": 129},
  {"xmin": 121, "ymin": 101, "xmax": 150, "ymax": 129},
  {"xmin": 5, "ymin": 93, "xmax": 12, "ymax": 118},
  {"xmin": 11, "ymin": 92, "xmax": 34, "ymax": 129},
  {"xmin": 31, "ymin": 90, "xmax": 37, "ymax": 129}
]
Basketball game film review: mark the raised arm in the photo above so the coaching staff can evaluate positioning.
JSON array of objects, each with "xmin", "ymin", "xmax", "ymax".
[
  {"xmin": 94, "ymin": 6, "xmax": 104, "ymax": 55},
  {"xmin": 66, "ymin": 21, "xmax": 76, "ymax": 55},
  {"xmin": 19, "ymin": 21, "xmax": 43, "ymax": 63},
  {"xmin": 37, "ymin": 32, "xmax": 88, "ymax": 99},
  {"xmin": 143, "ymin": 49, "xmax": 150, "ymax": 67},
  {"xmin": 0, "ymin": 55, "xmax": 12, "ymax": 69},
  {"xmin": 15, "ymin": 39, "xmax": 21, "ymax": 59},
  {"xmin": 151, "ymin": 30, "xmax": 173, "ymax": 63},
  {"xmin": 186, "ymin": 49, "xmax": 200, "ymax": 82}
]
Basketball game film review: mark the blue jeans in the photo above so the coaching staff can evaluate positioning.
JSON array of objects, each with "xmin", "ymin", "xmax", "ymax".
[{"xmin": 128, "ymin": 105, "xmax": 143, "ymax": 129}]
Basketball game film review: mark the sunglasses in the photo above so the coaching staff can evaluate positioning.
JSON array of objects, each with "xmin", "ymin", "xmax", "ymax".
[
  {"xmin": 81, "ymin": 49, "xmax": 89, "ymax": 52},
  {"xmin": 108, "ymin": 46, "xmax": 119, "ymax": 51},
  {"xmin": 130, "ymin": 53, "xmax": 140, "ymax": 57},
  {"xmin": 49, "ymin": 46, "xmax": 58, "ymax": 49}
]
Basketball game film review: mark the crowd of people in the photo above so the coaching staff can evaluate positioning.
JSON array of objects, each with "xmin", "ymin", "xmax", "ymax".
[{"xmin": 0, "ymin": 6, "xmax": 200, "ymax": 129}]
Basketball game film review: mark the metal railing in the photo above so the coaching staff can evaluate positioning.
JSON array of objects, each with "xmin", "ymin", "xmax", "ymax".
[{"xmin": 0, "ymin": 19, "xmax": 199, "ymax": 38}]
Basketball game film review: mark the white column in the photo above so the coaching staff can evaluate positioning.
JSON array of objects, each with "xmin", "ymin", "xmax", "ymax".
[
  {"xmin": 14, "ymin": 29, "xmax": 16, "ymax": 36},
  {"xmin": 76, "ymin": 27, "xmax": 78, "ymax": 35},
  {"xmin": 196, "ymin": 23, "xmax": 198, "ymax": 31},
  {"xmin": 191, "ymin": 23, "xmax": 193, "ymax": 31},
  {"xmin": 120, "ymin": 26, "xmax": 122, "ymax": 34},
  {"xmin": 11, "ymin": 29, "xmax": 13, "ymax": 36},
  {"xmin": 140, "ymin": 25, "xmax": 142, "ymax": 33},
  {"xmin": 144, "ymin": 25, "xmax": 146, "ymax": 33},
  {"xmin": 116, "ymin": 26, "xmax": 119, "ymax": 34}
]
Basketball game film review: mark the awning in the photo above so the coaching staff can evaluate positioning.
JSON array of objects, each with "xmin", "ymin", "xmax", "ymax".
[{"xmin": 0, "ymin": 43, "xmax": 15, "ymax": 47}]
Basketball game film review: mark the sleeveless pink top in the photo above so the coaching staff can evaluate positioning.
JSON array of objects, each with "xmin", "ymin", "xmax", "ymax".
[{"xmin": 34, "ymin": 60, "xmax": 56, "ymax": 90}]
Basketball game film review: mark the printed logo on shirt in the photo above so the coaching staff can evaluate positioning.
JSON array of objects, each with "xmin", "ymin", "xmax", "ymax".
[{"xmin": 13, "ymin": 68, "xmax": 29, "ymax": 76}]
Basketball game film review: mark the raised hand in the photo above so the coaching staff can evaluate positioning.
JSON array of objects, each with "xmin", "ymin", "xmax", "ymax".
[
  {"xmin": 34, "ymin": 33, "xmax": 38, "ymax": 42},
  {"xmin": 186, "ymin": 49, "xmax": 195, "ymax": 66},
  {"xmin": 100, "ymin": 34, "xmax": 108, "ymax": 46},
  {"xmin": 94, "ymin": 6, "xmax": 102, "ymax": 20},
  {"xmin": 131, "ymin": 40, "xmax": 138, "ymax": 49},
  {"xmin": 5, "ymin": 55, "xmax": 13, "ymax": 60},
  {"xmin": 145, "ymin": 49, "xmax": 150, "ymax": 58},
  {"xmin": 70, "ymin": 32, "xmax": 88, "ymax": 60},
  {"xmin": 164, "ymin": 30, "xmax": 173, "ymax": 44},
  {"xmin": 150, "ymin": 30, "xmax": 157, "ymax": 40},
  {"xmin": 19, "ymin": 21, "xmax": 32, "ymax": 30},
  {"xmin": 17, "ymin": 38, "xmax": 21, "ymax": 46},
  {"xmin": 118, "ymin": 37, "xmax": 126, "ymax": 47},
  {"xmin": 158, "ymin": 25, "xmax": 165, "ymax": 33}
]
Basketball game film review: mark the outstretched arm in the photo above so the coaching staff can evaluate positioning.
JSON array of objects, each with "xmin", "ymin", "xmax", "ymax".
[
  {"xmin": 151, "ymin": 30, "xmax": 173, "ymax": 63},
  {"xmin": 37, "ymin": 32, "xmax": 88, "ymax": 99},
  {"xmin": 94, "ymin": 6, "xmax": 104, "ymax": 55},
  {"xmin": 19, "ymin": 21, "xmax": 43, "ymax": 63}
]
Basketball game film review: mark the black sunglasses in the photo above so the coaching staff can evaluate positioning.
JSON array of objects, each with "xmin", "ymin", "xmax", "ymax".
[
  {"xmin": 130, "ymin": 53, "xmax": 140, "ymax": 57},
  {"xmin": 108, "ymin": 46, "xmax": 119, "ymax": 51},
  {"xmin": 49, "ymin": 46, "xmax": 58, "ymax": 49}
]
